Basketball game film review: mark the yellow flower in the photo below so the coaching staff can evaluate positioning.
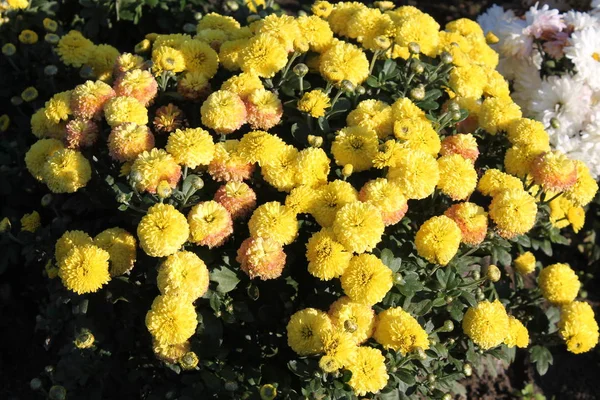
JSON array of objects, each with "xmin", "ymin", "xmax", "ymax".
[
  {"xmin": 297, "ymin": 90, "xmax": 331, "ymax": 118},
  {"xmin": 245, "ymin": 89, "xmax": 283, "ymax": 130},
  {"xmin": 286, "ymin": 308, "xmax": 332, "ymax": 355},
  {"xmin": 179, "ymin": 351, "xmax": 199, "ymax": 370},
  {"xmin": 145, "ymin": 295, "xmax": 197, "ymax": 345},
  {"xmin": 208, "ymin": 140, "xmax": 255, "ymax": 182},
  {"xmin": 137, "ymin": 203, "xmax": 189, "ymax": 257},
  {"xmin": 563, "ymin": 161, "xmax": 598, "ymax": 207},
  {"xmin": 260, "ymin": 145, "xmax": 299, "ymax": 192},
  {"xmin": 312, "ymin": 1, "xmax": 333, "ymax": 18},
  {"xmin": 55, "ymin": 230, "xmax": 93, "ymax": 264},
  {"xmin": 244, "ymin": 0, "xmax": 265, "ymax": 12},
  {"xmin": 514, "ymin": 252, "xmax": 536, "ymax": 275},
  {"xmin": 200, "ymin": 90, "xmax": 247, "ymax": 134},
  {"xmin": 462, "ymin": 300, "xmax": 509, "ymax": 350},
  {"xmin": 319, "ymin": 329, "xmax": 357, "ymax": 372},
  {"xmin": 539, "ymin": 263, "xmax": 580, "ymax": 305},
  {"xmin": 237, "ymin": 130, "xmax": 286, "ymax": 166},
  {"xmin": 347, "ymin": 100, "xmax": 393, "ymax": 139},
  {"xmin": 180, "ymin": 39, "xmax": 219, "ymax": 77},
  {"xmin": 134, "ymin": 39, "xmax": 151, "ymax": 54},
  {"xmin": 108, "ymin": 123, "xmax": 155, "ymax": 162},
  {"xmin": 333, "ymin": 202, "xmax": 385, "ymax": 254},
  {"xmin": 477, "ymin": 168, "xmax": 524, "ymax": 197},
  {"xmin": 113, "ymin": 69, "xmax": 158, "ymax": 106},
  {"xmin": 94, "ymin": 228, "xmax": 137, "ymax": 277},
  {"xmin": 19, "ymin": 29, "xmax": 38, "ymax": 44},
  {"xmin": 341, "ymin": 254, "xmax": 392, "ymax": 306},
  {"xmin": 153, "ymin": 340, "xmax": 190, "ymax": 363},
  {"xmin": 294, "ymin": 147, "xmax": 330, "ymax": 188},
  {"xmin": 358, "ymin": 178, "xmax": 408, "ymax": 226},
  {"xmin": 44, "ymin": 91, "xmax": 72, "ymax": 124},
  {"xmin": 256, "ymin": 14, "xmax": 301, "ymax": 52},
  {"xmin": 177, "ymin": 71, "xmax": 210, "ymax": 101},
  {"xmin": 43, "ymin": 149, "xmax": 91, "ymax": 193},
  {"xmin": 157, "ymin": 251, "xmax": 209, "ymax": 301},
  {"xmin": 0, "ymin": 114, "xmax": 9, "ymax": 132},
  {"xmin": 71, "ymin": 80, "xmax": 116, "ymax": 120},
  {"xmin": 558, "ymin": 301, "xmax": 599, "ymax": 354},
  {"xmin": 444, "ymin": 202, "xmax": 488, "ymax": 246},
  {"xmin": 346, "ymin": 347, "xmax": 389, "ymax": 396},
  {"xmin": 531, "ymin": 151, "xmax": 577, "ymax": 193},
  {"xmin": 394, "ymin": 117, "xmax": 441, "ymax": 156},
  {"xmin": 328, "ymin": 3, "xmax": 368, "ymax": 37},
  {"xmin": 0, "ymin": 217, "xmax": 11, "ymax": 233},
  {"xmin": 152, "ymin": 46, "xmax": 186, "ymax": 74},
  {"xmin": 320, "ymin": 40, "xmax": 369, "ymax": 85},
  {"xmin": 7, "ymin": 0, "xmax": 29, "ymax": 9},
  {"xmin": 478, "ymin": 96, "xmax": 522, "ymax": 135},
  {"xmin": 415, "ymin": 215, "xmax": 462, "ymax": 266},
  {"xmin": 20, "ymin": 211, "xmax": 40, "ymax": 233},
  {"xmin": 298, "ymin": 15, "xmax": 334, "ymax": 52},
  {"xmin": 249, "ymin": 202, "xmax": 298, "ymax": 246},
  {"xmin": 57, "ymin": 30, "xmax": 95, "ymax": 67},
  {"xmin": 310, "ymin": 180, "xmax": 358, "ymax": 228},
  {"xmin": 166, "ymin": 128, "xmax": 215, "ymax": 168},
  {"xmin": 197, "ymin": 12, "xmax": 240, "ymax": 32},
  {"xmin": 74, "ymin": 331, "xmax": 95, "ymax": 349},
  {"xmin": 238, "ymin": 34, "xmax": 288, "ymax": 78},
  {"xmin": 25, "ymin": 139, "xmax": 64, "ymax": 181},
  {"xmin": 437, "ymin": 154, "xmax": 478, "ymax": 200},
  {"xmin": 131, "ymin": 148, "xmax": 181, "ymax": 194},
  {"xmin": 504, "ymin": 316, "xmax": 529, "ymax": 348},
  {"xmin": 387, "ymin": 149, "xmax": 439, "ymax": 200},
  {"xmin": 104, "ymin": 96, "xmax": 148, "ymax": 127},
  {"xmin": 374, "ymin": 307, "xmax": 429, "ymax": 354},
  {"xmin": 87, "ymin": 44, "xmax": 120, "ymax": 81},
  {"xmin": 214, "ymin": 181, "xmax": 257, "ymax": 220},
  {"xmin": 567, "ymin": 205, "xmax": 585, "ymax": 233},
  {"xmin": 507, "ymin": 118, "xmax": 550, "ymax": 149},
  {"xmin": 220, "ymin": 72, "xmax": 263, "ymax": 99},
  {"xmin": 328, "ymin": 297, "xmax": 375, "ymax": 345},
  {"xmin": 489, "ymin": 189, "xmax": 537, "ymax": 238},
  {"xmin": 237, "ymin": 236, "xmax": 286, "ymax": 280},
  {"xmin": 393, "ymin": 8, "xmax": 440, "ymax": 57},
  {"xmin": 331, "ymin": 126, "xmax": 379, "ymax": 172},
  {"xmin": 187, "ymin": 201, "xmax": 233, "ymax": 248},
  {"xmin": 306, "ymin": 228, "xmax": 352, "ymax": 280},
  {"xmin": 58, "ymin": 245, "xmax": 111, "ymax": 294},
  {"xmin": 285, "ymin": 185, "xmax": 318, "ymax": 214}
]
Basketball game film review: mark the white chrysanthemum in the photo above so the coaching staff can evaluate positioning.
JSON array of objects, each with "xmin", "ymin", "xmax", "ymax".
[
  {"xmin": 529, "ymin": 74, "xmax": 592, "ymax": 139},
  {"xmin": 497, "ymin": 17, "xmax": 533, "ymax": 59},
  {"xmin": 563, "ymin": 109, "xmax": 600, "ymax": 178},
  {"xmin": 523, "ymin": 4, "xmax": 565, "ymax": 39},
  {"xmin": 562, "ymin": 11, "xmax": 599, "ymax": 32},
  {"xmin": 564, "ymin": 27, "xmax": 600, "ymax": 91},
  {"xmin": 477, "ymin": 5, "xmax": 515, "ymax": 36},
  {"xmin": 508, "ymin": 59, "xmax": 543, "ymax": 111}
]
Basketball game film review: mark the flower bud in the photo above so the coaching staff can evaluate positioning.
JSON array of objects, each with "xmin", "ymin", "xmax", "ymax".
[
  {"xmin": 476, "ymin": 291, "xmax": 485, "ymax": 301},
  {"xmin": 179, "ymin": 351, "xmax": 199, "ymax": 370},
  {"xmin": 462, "ymin": 363, "xmax": 472, "ymax": 377},
  {"xmin": 544, "ymin": 60, "xmax": 556, "ymax": 69},
  {"xmin": 194, "ymin": 12, "xmax": 203, "ymax": 21},
  {"xmin": 451, "ymin": 111, "xmax": 462, "ymax": 121},
  {"xmin": 375, "ymin": 35, "xmax": 391, "ymax": 50},
  {"xmin": 0, "ymin": 218, "xmax": 11, "ymax": 233},
  {"xmin": 45, "ymin": 365, "xmax": 54, "ymax": 374},
  {"xmin": 41, "ymin": 194, "xmax": 53, "ymax": 207},
  {"xmin": 342, "ymin": 164, "xmax": 353, "ymax": 178},
  {"xmin": 550, "ymin": 117, "xmax": 560, "ymax": 129},
  {"xmin": 448, "ymin": 101, "xmax": 460, "ymax": 113},
  {"xmin": 445, "ymin": 295, "xmax": 453, "ymax": 304},
  {"xmin": 341, "ymin": 79, "xmax": 355, "ymax": 93},
  {"xmin": 11, "ymin": 96, "xmax": 23, "ymax": 106},
  {"xmin": 156, "ymin": 180, "xmax": 173, "ymax": 199},
  {"xmin": 441, "ymin": 320, "xmax": 454, "ymax": 332},
  {"xmin": 308, "ymin": 135, "xmax": 323, "ymax": 148},
  {"xmin": 446, "ymin": 338, "xmax": 455, "ymax": 345},
  {"xmin": 293, "ymin": 63, "xmax": 308, "ymax": 77},
  {"xmin": 394, "ymin": 272, "xmax": 403, "ymax": 284},
  {"xmin": 411, "ymin": 61, "xmax": 424, "ymax": 74},
  {"xmin": 75, "ymin": 331, "xmax": 95, "ymax": 349},
  {"xmin": 416, "ymin": 347, "xmax": 427, "ymax": 360},
  {"xmin": 226, "ymin": 1, "xmax": 239, "ymax": 11},
  {"xmin": 2, "ymin": 43, "xmax": 16, "ymax": 56},
  {"xmin": 45, "ymin": 33, "xmax": 60, "ymax": 44},
  {"xmin": 344, "ymin": 320, "xmax": 358, "ymax": 333},
  {"xmin": 44, "ymin": 65, "xmax": 58, "ymax": 76},
  {"xmin": 410, "ymin": 85, "xmax": 425, "ymax": 101},
  {"xmin": 260, "ymin": 384, "xmax": 277, "ymax": 400},
  {"xmin": 355, "ymin": 85, "xmax": 366, "ymax": 95},
  {"xmin": 190, "ymin": 175, "xmax": 205, "ymax": 190},
  {"xmin": 183, "ymin": 23, "xmax": 197, "ymax": 33},
  {"xmin": 442, "ymin": 394, "xmax": 453, "ymax": 400},
  {"xmin": 408, "ymin": 42, "xmax": 420, "ymax": 55},
  {"xmin": 486, "ymin": 264, "xmax": 501, "ymax": 282},
  {"xmin": 440, "ymin": 51, "xmax": 453, "ymax": 64},
  {"xmin": 30, "ymin": 378, "xmax": 42, "ymax": 391},
  {"xmin": 247, "ymin": 14, "xmax": 261, "ymax": 23},
  {"xmin": 427, "ymin": 374, "xmax": 436, "ymax": 383},
  {"xmin": 48, "ymin": 385, "xmax": 67, "ymax": 400},
  {"xmin": 472, "ymin": 271, "xmax": 481, "ymax": 280}
]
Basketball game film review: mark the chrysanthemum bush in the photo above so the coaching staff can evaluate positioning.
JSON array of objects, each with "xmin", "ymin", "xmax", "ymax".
[{"xmin": 5, "ymin": 0, "xmax": 600, "ymax": 398}]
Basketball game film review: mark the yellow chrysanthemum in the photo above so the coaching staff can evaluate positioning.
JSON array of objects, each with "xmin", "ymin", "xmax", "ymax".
[
  {"xmin": 238, "ymin": 34, "xmax": 288, "ymax": 78},
  {"xmin": 56, "ymin": 30, "xmax": 94, "ymax": 67},
  {"xmin": 347, "ymin": 100, "xmax": 393, "ymax": 139},
  {"xmin": 248, "ymin": 202, "xmax": 298, "ymax": 246},
  {"xmin": 312, "ymin": 1, "xmax": 334, "ymax": 18},
  {"xmin": 514, "ymin": 252, "xmax": 536, "ymax": 275},
  {"xmin": 306, "ymin": 228, "xmax": 353, "ymax": 280},
  {"xmin": 44, "ymin": 91, "xmax": 72, "ymax": 124},
  {"xmin": 137, "ymin": 203, "xmax": 189, "ymax": 257},
  {"xmin": 440, "ymin": 133, "xmax": 479, "ymax": 163},
  {"xmin": 71, "ymin": 80, "xmax": 116, "ymax": 120},
  {"xmin": 318, "ymin": 329, "xmax": 357, "ymax": 372},
  {"xmin": 563, "ymin": 161, "xmax": 598, "ymax": 207},
  {"xmin": 319, "ymin": 40, "xmax": 369, "ymax": 85},
  {"xmin": 177, "ymin": 71, "xmax": 210, "ymax": 101},
  {"xmin": 310, "ymin": 180, "xmax": 358, "ymax": 228},
  {"xmin": 87, "ymin": 44, "xmax": 120, "ymax": 81},
  {"xmin": 478, "ymin": 96, "xmax": 522, "ymax": 135},
  {"xmin": 55, "ymin": 230, "xmax": 93, "ymax": 264},
  {"xmin": 261, "ymin": 145, "xmax": 299, "ymax": 192},
  {"xmin": 328, "ymin": 2, "xmax": 368, "ymax": 37},
  {"xmin": 437, "ymin": 154, "xmax": 477, "ymax": 201},
  {"xmin": 387, "ymin": 149, "xmax": 439, "ymax": 200},
  {"xmin": 145, "ymin": 295, "xmax": 197, "ymax": 345},
  {"xmin": 245, "ymin": 89, "xmax": 283, "ymax": 130},
  {"xmin": 131, "ymin": 148, "xmax": 181, "ymax": 194},
  {"xmin": 374, "ymin": 307, "xmax": 429, "ymax": 355},
  {"xmin": 166, "ymin": 128, "xmax": 215, "ymax": 169},
  {"xmin": 341, "ymin": 254, "xmax": 392, "ymax": 306},
  {"xmin": 331, "ymin": 126, "xmax": 379, "ymax": 172},
  {"xmin": 393, "ymin": 8, "xmax": 440, "ymax": 57},
  {"xmin": 298, "ymin": 15, "xmax": 334, "ymax": 52},
  {"xmin": 187, "ymin": 201, "xmax": 233, "ymax": 248},
  {"xmin": 328, "ymin": 297, "xmax": 375, "ymax": 344},
  {"xmin": 153, "ymin": 340, "xmax": 190, "ymax": 363},
  {"xmin": 42, "ymin": 149, "xmax": 91, "ymax": 193},
  {"xmin": 108, "ymin": 123, "xmax": 155, "ymax": 163},
  {"xmin": 114, "ymin": 69, "xmax": 158, "ymax": 106},
  {"xmin": 444, "ymin": 202, "xmax": 488, "ymax": 246},
  {"xmin": 152, "ymin": 45, "xmax": 186, "ymax": 74},
  {"xmin": 358, "ymin": 178, "xmax": 408, "ymax": 226},
  {"xmin": 333, "ymin": 202, "xmax": 384, "ymax": 254},
  {"xmin": 346, "ymin": 347, "xmax": 389, "ymax": 396},
  {"xmin": 477, "ymin": 168, "xmax": 524, "ymax": 197},
  {"xmin": 294, "ymin": 147, "xmax": 330, "ymax": 188},
  {"xmin": 531, "ymin": 151, "xmax": 577, "ymax": 193},
  {"xmin": 200, "ymin": 90, "xmax": 247, "ymax": 134},
  {"xmin": 506, "ymin": 118, "xmax": 550, "ymax": 149},
  {"xmin": 394, "ymin": 117, "xmax": 440, "ymax": 157},
  {"xmin": 285, "ymin": 185, "xmax": 319, "ymax": 214},
  {"xmin": 462, "ymin": 300, "xmax": 509, "ymax": 350},
  {"xmin": 237, "ymin": 130, "xmax": 286, "ymax": 166},
  {"xmin": 558, "ymin": 301, "xmax": 599, "ymax": 354},
  {"xmin": 489, "ymin": 189, "xmax": 537, "ymax": 238},
  {"xmin": 415, "ymin": 215, "xmax": 462, "ymax": 266},
  {"xmin": 237, "ymin": 236, "xmax": 287, "ymax": 280},
  {"xmin": 538, "ymin": 263, "xmax": 581, "ymax": 305},
  {"xmin": 504, "ymin": 316, "xmax": 529, "ymax": 348},
  {"xmin": 157, "ymin": 251, "xmax": 209, "ymax": 301},
  {"xmin": 25, "ymin": 139, "xmax": 64, "ymax": 181},
  {"xmin": 286, "ymin": 308, "xmax": 332, "ymax": 356},
  {"xmin": 298, "ymin": 90, "xmax": 331, "ymax": 118},
  {"xmin": 104, "ymin": 96, "xmax": 148, "ymax": 127},
  {"xmin": 180, "ymin": 39, "xmax": 219, "ymax": 77},
  {"xmin": 208, "ymin": 140, "xmax": 255, "ymax": 182},
  {"xmin": 20, "ymin": 211, "xmax": 40, "ymax": 233},
  {"xmin": 94, "ymin": 228, "xmax": 137, "ymax": 277},
  {"xmin": 220, "ymin": 72, "xmax": 264, "ymax": 99},
  {"xmin": 58, "ymin": 245, "xmax": 110, "ymax": 294}
]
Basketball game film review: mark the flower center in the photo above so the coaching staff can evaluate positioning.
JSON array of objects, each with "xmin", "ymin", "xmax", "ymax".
[{"xmin": 593, "ymin": 52, "xmax": 600, "ymax": 62}]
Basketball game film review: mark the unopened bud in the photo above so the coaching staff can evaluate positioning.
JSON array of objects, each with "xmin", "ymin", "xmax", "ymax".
[
  {"xmin": 45, "ymin": 33, "xmax": 60, "ymax": 44},
  {"xmin": 41, "ymin": 194, "xmax": 53, "ymax": 207},
  {"xmin": 74, "ymin": 331, "xmax": 95, "ymax": 349},
  {"xmin": 445, "ymin": 295, "xmax": 454, "ymax": 304},
  {"xmin": 375, "ymin": 35, "xmax": 391, "ymax": 50},
  {"xmin": 427, "ymin": 374, "xmax": 436, "ymax": 383},
  {"xmin": 307, "ymin": 135, "xmax": 323, "ymax": 148},
  {"xmin": 463, "ymin": 363, "xmax": 472, "ymax": 377},
  {"xmin": 116, "ymin": 193, "xmax": 128, "ymax": 203},
  {"xmin": 11, "ymin": 96, "xmax": 23, "ymax": 106},
  {"xmin": 44, "ymin": 65, "xmax": 58, "ymax": 76},
  {"xmin": 441, "ymin": 320, "xmax": 454, "ymax": 332},
  {"xmin": 342, "ymin": 164, "xmax": 353, "ymax": 178},
  {"xmin": 416, "ymin": 347, "xmax": 427, "ymax": 360},
  {"xmin": 344, "ymin": 320, "xmax": 358, "ymax": 333},
  {"xmin": 477, "ymin": 291, "xmax": 485, "ymax": 301},
  {"xmin": 293, "ymin": 63, "xmax": 308, "ymax": 77},
  {"xmin": 410, "ymin": 85, "xmax": 425, "ymax": 101},
  {"xmin": 440, "ymin": 51, "xmax": 453, "ymax": 64},
  {"xmin": 48, "ymin": 385, "xmax": 67, "ymax": 400},
  {"xmin": 446, "ymin": 338, "xmax": 456, "ymax": 345},
  {"xmin": 260, "ymin": 384, "xmax": 277, "ymax": 400},
  {"xmin": 247, "ymin": 14, "xmax": 261, "ymax": 24},
  {"xmin": 226, "ymin": 1, "xmax": 239, "ymax": 11},
  {"xmin": 2, "ymin": 43, "xmax": 16, "ymax": 56},
  {"xmin": 194, "ymin": 12, "xmax": 203, "ymax": 21},
  {"xmin": 550, "ymin": 117, "xmax": 560, "ymax": 129},
  {"xmin": 408, "ymin": 42, "xmax": 420, "ymax": 55},
  {"xmin": 448, "ymin": 101, "xmax": 460, "ymax": 112},
  {"xmin": 341, "ymin": 79, "xmax": 355, "ymax": 93},
  {"xmin": 411, "ymin": 61, "xmax": 424, "ymax": 74},
  {"xmin": 394, "ymin": 272, "xmax": 403, "ymax": 284},
  {"xmin": 472, "ymin": 271, "xmax": 481, "ymax": 280},
  {"xmin": 190, "ymin": 175, "xmax": 204, "ymax": 190},
  {"xmin": 451, "ymin": 111, "xmax": 462, "ymax": 121},
  {"xmin": 183, "ymin": 23, "xmax": 197, "ymax": 33},
  {"xmin": 544, "ymin": 60, "xmax": 556, "ymax": 69},
  {"xmin": 355, "ymin": 85, "xmax": 366, "ymax": 95},
  {"xmin": 179, "ymin": 351, "xmax": 199, "ymax": 370},
  {"xmin": 486, "ymin": 264, "xmax": 501, "ymax": 282},
  {"xmin": 442, "ymin": 394, "xmax": 453, "ymax": 400},
  {"xmin": 30, "ymin": 378, "xmax": 42, "ymax": 391}
]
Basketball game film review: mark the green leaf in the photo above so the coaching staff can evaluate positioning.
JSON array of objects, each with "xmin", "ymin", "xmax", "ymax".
[
  {"xmin": 529, "ymin": 345, "xmax": 553, "ymax": 376},
  {"xmin": 210, "ymin": 266, "xmax": 240, "ymax": 293},
  {"xmin": 396, "ymin": 368, "xmax": 416, "ymax": 385},
  {"xmin": 381, "ymin": 248, "xmax": 402, "ymax": 273},
  {"xmin": 366, "ymin": 76, "xmax": 380, "ymax": 88}
]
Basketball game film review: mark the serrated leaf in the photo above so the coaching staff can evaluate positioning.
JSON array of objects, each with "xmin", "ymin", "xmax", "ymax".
[{"xmin": 210, "ymin": 266, "xmax": 240, "ymax": 293}]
